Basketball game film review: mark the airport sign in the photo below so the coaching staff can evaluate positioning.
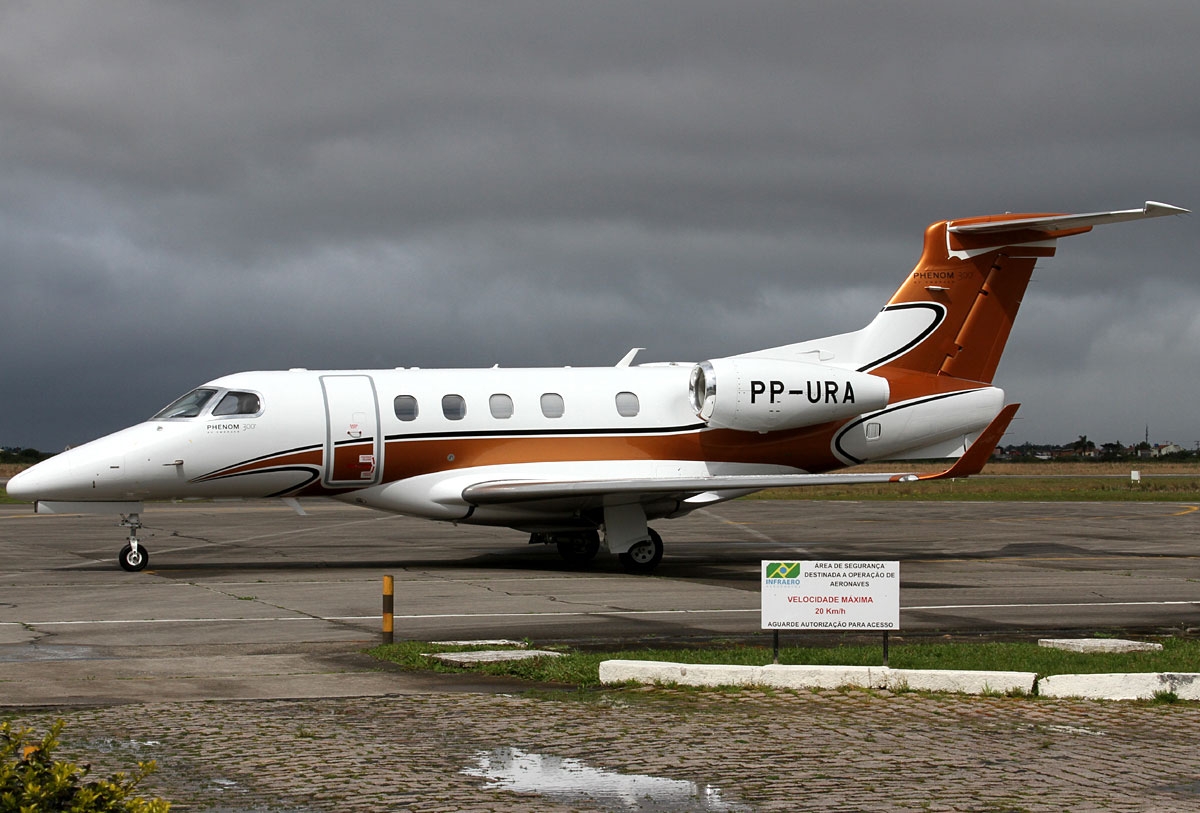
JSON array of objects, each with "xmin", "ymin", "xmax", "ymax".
[{"xmin": 762, "ymin": 560, "xmax": 899, "ymax": 630}]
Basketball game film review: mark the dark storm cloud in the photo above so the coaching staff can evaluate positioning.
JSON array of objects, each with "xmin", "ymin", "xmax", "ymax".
[{"xmin": 1, "ymin": 1, "xmax": 1197, "ymax": 450}]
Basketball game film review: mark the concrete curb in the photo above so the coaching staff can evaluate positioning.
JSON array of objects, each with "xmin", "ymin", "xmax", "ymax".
[
  {"xmin": 600, "ymin": 660, "xmax": 1200, "ymax": 701},
  {"xmin": 1039, "ymin": 638, "xmax": 1162, "ymax": 654},
  {"xmin": 1039, "ymin": 672, "xmax": 1200, "ymax": 700},
  {"xmin": 599, "ymin": 660, "xmax": 1035, "ymax": 696}
]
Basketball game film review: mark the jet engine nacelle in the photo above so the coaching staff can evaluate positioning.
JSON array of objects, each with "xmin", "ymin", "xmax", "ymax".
[{"xmin": 689, "ymin": 358, "xmax": 890, "ymax": 433}]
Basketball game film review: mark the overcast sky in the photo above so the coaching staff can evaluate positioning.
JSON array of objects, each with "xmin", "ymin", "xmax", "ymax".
[{"xmin": 2, "ymin": 1, "xmax": 1197, "ymax": 453}]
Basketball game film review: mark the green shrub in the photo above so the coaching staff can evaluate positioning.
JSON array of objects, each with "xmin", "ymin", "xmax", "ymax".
[{"xmin": 1, "ymin": 720, "xmax": 169, "ymax": 812}]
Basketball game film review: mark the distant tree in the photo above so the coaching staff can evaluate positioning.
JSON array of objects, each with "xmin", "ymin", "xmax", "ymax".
[
  {"xmin": 0, "ymin": 448, "xmax": 53, "ymax": 465},
  {"xmin": 1071, "ymin": 435, "xmax": 1095, "ymax": 457},
  {"xmin": 1099, "ymin": 441, "xmax": 1127, "ymax": 461}
]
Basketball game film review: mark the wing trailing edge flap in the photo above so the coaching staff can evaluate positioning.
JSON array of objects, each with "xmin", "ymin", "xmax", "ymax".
[{"xmin": 461, "ymin": 404, "xmax": 1020, "ymax": 506}]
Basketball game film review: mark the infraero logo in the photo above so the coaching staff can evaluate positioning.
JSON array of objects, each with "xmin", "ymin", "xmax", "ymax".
[{"xmin": 765, "ymin": 562, "xmax": 801, "ymax": 579}]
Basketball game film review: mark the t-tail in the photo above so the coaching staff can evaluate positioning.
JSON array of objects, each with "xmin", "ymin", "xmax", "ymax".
[
  {"xmin": 731, "ymin": 201, "xmax": 1188, "ymax": 464},
  {"xmin": 864, "ymin": 201, "xmax": 1188, "ymax": 384}
]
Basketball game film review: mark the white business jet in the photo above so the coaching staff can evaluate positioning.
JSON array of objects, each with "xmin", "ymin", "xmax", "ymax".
[{"xmin": 8, "ymin": 202, "xmax": 1187, "ymax": 572}]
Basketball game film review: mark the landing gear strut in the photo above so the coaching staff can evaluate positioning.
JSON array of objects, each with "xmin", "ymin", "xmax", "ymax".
[{"xmin": 117, "ymin": 513, "xmax": 149, "ymax": 572}]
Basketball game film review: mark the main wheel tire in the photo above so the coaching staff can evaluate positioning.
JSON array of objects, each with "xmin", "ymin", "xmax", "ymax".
[
  {"xmin": 618, "ymin": 528, "xmax": 663, "ymax": 574},
  {"xmin": 556, "ymin": 531, "xmax": 601, "ymax": 567},
  {"xmin": 118, "ymin": 543, "xmax": 149, "ymax": 572}
]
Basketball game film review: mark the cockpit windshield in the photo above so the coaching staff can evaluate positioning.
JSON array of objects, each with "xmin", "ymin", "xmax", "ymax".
[{"xmin": 152, "ymin": 388, "xmax": 218, "ymax": 420}]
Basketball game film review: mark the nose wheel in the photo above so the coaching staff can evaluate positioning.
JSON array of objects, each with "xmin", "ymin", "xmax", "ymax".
[{"xmin": 118, "ymin": 513, "xmax": 149, "ymax": 572}]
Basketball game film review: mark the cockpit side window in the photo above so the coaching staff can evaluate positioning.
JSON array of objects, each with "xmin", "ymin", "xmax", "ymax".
[
  {"xmin": 212, "ymin": 391, "xmax": 262, "ymax": 417},
  {"xmin": 152, "ymin": 388, "xmax": 219, "ymax": 420}
]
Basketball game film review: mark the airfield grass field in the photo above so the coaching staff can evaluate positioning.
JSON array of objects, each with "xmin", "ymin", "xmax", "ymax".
[{"xmin": 756, "ymin": 460, "xmax": 1200, "ymax": 502}]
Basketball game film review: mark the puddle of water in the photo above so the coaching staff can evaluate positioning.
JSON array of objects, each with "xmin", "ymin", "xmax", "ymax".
[
  {"xmin": 463, "ymin": 747, "xmax": 750, "ymax": 811},
  {"xmin": 0, "ymin": 644, "xmax": 104, "ymax": 662},
  {"xmin": 1154, "ymin": 778, "xmax": 1200, "ymax": 797},
  {"xmin": 86, "ymin": 737, "xmax": 162, "ymax": 755}
]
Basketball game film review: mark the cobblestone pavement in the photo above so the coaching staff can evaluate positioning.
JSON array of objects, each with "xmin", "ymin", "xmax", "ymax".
[{"xmin": 6, "ymin": 688, "xmax": 1200, "ymax": 812}]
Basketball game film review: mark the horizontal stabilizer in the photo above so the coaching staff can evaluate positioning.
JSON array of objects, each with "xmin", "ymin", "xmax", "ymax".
[{"xmin": 949, "ymin": 201, "xmax": 1188, "ymax": 236}]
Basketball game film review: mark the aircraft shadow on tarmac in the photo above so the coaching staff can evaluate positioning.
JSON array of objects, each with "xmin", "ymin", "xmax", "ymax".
[{"xmin": 68, "ymin": 538, "xmax": 1141, "ymax": 580}]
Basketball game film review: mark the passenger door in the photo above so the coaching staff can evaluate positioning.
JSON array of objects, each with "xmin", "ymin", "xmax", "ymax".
[{"xmin": 320, "ymin": 375, "xmax": 383, "ymax": 488}]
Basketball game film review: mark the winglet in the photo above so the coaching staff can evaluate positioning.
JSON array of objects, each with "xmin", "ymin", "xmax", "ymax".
[{"xmin": 917, "ymin": 403, "xmax": 1019, "ymax": 481}]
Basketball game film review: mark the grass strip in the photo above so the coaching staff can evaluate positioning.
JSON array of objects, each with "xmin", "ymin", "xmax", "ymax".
[{"xmin": 368, "ymin": 637, "xmax": 1200, "ymax": 690}]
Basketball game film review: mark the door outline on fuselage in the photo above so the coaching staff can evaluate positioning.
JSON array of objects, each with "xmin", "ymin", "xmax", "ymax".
[{"xmin": 320, "ymin": 374, "xmax": 383, "ymax": 488}]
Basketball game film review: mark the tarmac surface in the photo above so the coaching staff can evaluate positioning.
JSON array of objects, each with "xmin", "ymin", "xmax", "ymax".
[{"xmin": 3, "ymin": 498, "xmax": 1200, "ymax": 810}]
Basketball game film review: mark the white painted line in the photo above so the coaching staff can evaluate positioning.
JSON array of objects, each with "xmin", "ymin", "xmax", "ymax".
[
  {"xmin": 1, "ymin": 609, "xmax": 756, "ymax": 627},
  {"xmin": 905, "ymin": 600, "xmax": 1200, "ymax": 610},
  {"xmin": 2, "ymin": 598, "xmax": 1196, "ymax": 629},
  {"xmin": 0, "ymin": 617, "xmax": 374, "ymax": 626},
  {"xmin": 695, "ymin": 507, "xmax": 813, "ymax": 557}
]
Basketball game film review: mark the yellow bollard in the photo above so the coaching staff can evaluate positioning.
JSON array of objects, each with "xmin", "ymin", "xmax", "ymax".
[{"xmin": 382, "ymin": 575, "xmax": 394, "ymax": 645}]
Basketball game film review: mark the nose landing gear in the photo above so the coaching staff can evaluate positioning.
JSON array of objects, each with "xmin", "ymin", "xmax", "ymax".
[{"xmin": 117, "ymin": 513, "xmax": 149, "ymax": 572}]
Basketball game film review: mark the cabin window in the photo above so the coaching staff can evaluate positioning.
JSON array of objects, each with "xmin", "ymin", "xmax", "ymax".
[
  {"xmin": 540, "ymin": 393, "xmax": 565, "ymax": 419},
  {"xmin": 866, "ymin": 422, "xmax": 882, "ymax": 440},
  {"xmin": 442, "ymin": 394, "xmax": 467, "ymax": 421},
  {"xmin": 615, "ymin": 391, "xmax": 640, "ymax": 417},
  {"xmin": 212, "ymin": 391, "xmax": 262, "ymax": 417},
  {"xmin": 394, "ymin": 395, "xmax": 419, "ymax": 421},
  {"xmin": 152, "ymin": 388, "xmax": 218, "ymax": 420},
  {"xmin": 489, "ymin": 393, "xmax": 514, "ymax": 419}
]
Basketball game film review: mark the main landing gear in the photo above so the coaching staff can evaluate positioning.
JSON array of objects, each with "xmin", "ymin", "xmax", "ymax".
[
  {"xmin": 117, "ymin": 512, "xmax": 149, "ymax": 572},
  {"xmin": 531, "ymin": 530, "xmax": 601, "ymax": 568},
  {"xmin": 617, "ymin": 528, "xmax": 663, "ymax": 574},
  {"xmin": 531, "ymin": 526, "xmax": 664, "ymax": 574}
]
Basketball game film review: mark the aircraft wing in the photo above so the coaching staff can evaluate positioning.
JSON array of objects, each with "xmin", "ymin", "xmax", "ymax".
[
  {"xmin": 462, "ymin": 470, "xmax": 919, "ymax": 505},
  {"xmin": 463, "ymin": 405, "xmax": 1019, "ymax": 507}
]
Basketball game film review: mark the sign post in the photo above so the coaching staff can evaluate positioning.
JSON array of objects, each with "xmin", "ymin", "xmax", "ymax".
[{"xmin": 762, "ymin": 560, "xmax": 899, "ymax": 664}]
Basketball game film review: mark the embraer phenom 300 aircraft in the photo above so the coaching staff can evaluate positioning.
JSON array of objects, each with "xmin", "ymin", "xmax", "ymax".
[{"xmin": 8, "ymin": 202, "xmax": 1187, "ymax": 572}]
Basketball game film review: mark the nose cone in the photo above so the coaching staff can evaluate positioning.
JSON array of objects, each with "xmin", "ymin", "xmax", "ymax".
[
  {"xmin": 5, "ymin": 462, "xmax": 47, "ymax": 501},
  {"xmin": 5, "ymin": 451, "xmax": 97, "ymax": 501},
  {"xmin": 7, "ymin": 422, "xmax": 193, "ymax": 503},
  {"xmin": 5, "ymin": 425, "xmax": 150, "ymax": 501}
]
